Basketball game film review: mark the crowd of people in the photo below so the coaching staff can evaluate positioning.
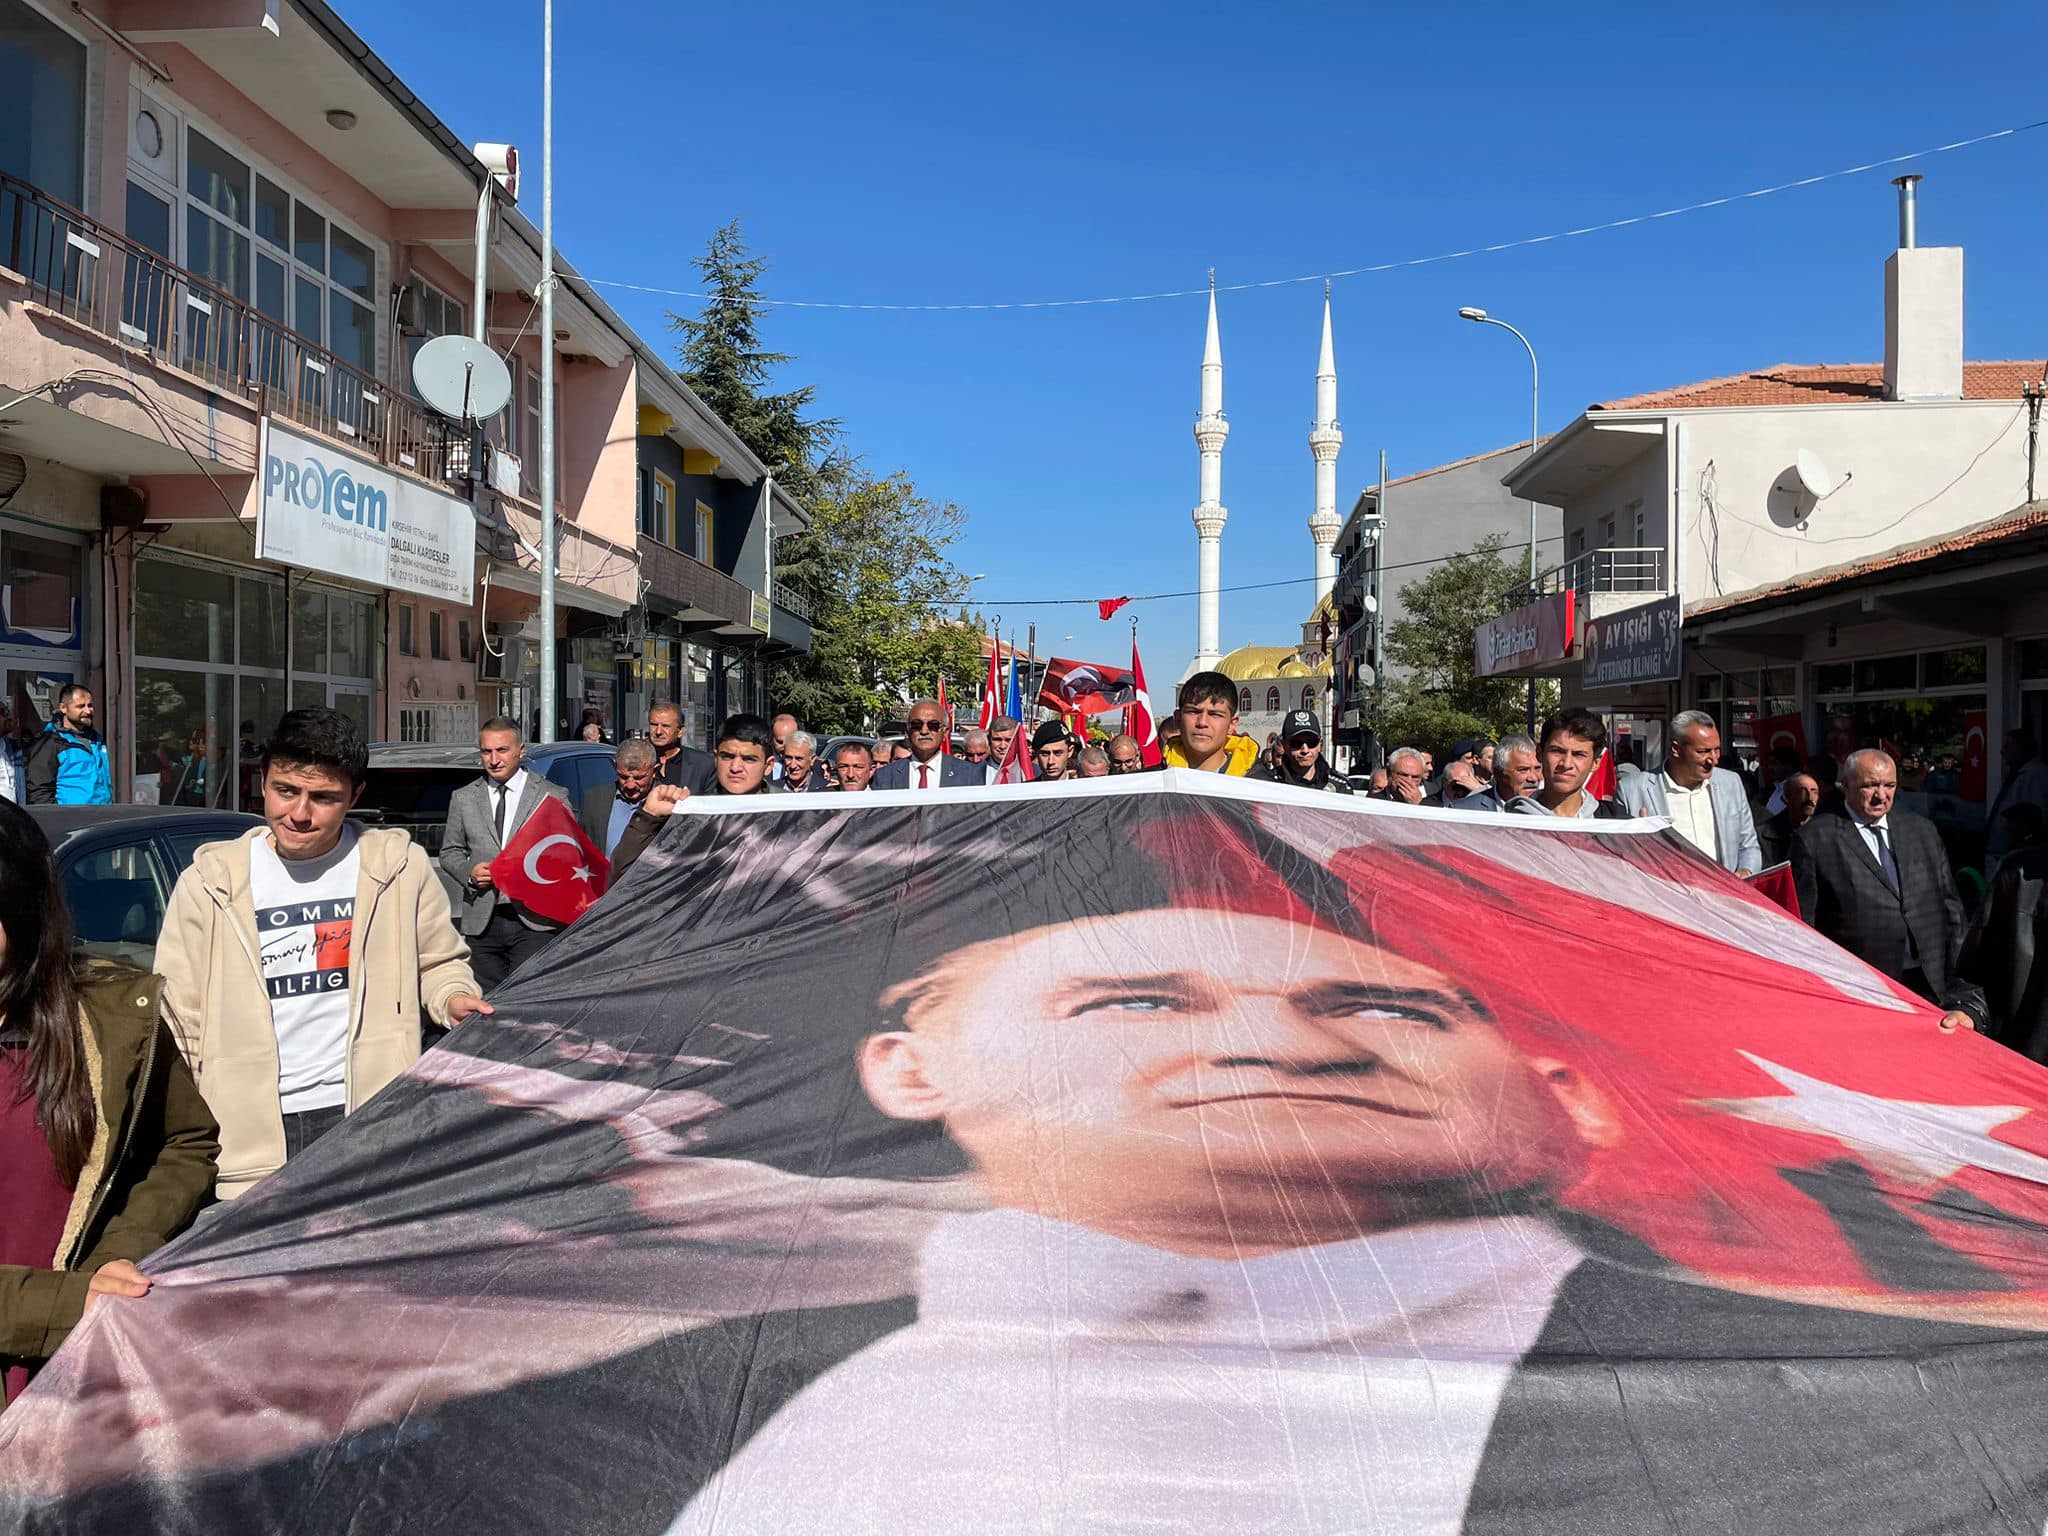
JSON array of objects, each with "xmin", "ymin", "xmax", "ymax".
[{"xmin": 2, "ymin": 668, "xmax": 2045, "ymax": 1413}]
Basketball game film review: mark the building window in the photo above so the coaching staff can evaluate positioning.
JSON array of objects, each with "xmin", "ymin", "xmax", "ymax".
[
  {"xmin": 458, "ymin": 617, "xmax": 474, "ymax": 662},
  {"xmin": 1301, "ymin": 686, "xmax": 1315, "ymax": 710},
  {"xmin": 1813, "ymin": 646, "xmax": 1987, "ymax": 806},
  {"xmin": 1567, "ymin": 527, "xmax": 1587, "ymax": 563},
  {"xmin": 1597, "ymin": 514, "xmax": 1616, "ymax": 549},
  {"xmin": 401, "ymin": 279, "xmax": 468, "ymax": 398},
  {"xmin": 641, "ymin": 471, "xmax": 675, "ymax": 543},
  {"xmin": 1265, "ymin": 686, "xmax": 1281, "ymax": 712},
  {"xmin": 694, "ymin": 499, "xmax": 714, "ymax": 562},
  {"xmin": 1627, "ymin": 499, "xmax": 1646, "ymax": 546},
  {"xmin": 1239, "ymin": 688, "xmax": 1253, "ymax": 714},
  {"xmin": 0, "ymin": 0, "xmax": 87, "ymax": 203},
  {"xmin": 429, "ymin": 610, "xmax": 446, "ymax": 660},
  {"xmin": 398, "ymin": 604, "xmax": 416, "ymax": 657},
  {"xmin": 524, "ymin": 366, "xmax": 544, "ymax": 497}
]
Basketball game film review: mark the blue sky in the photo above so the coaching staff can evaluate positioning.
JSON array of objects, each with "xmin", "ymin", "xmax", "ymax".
[{"xmin": 353, "ymin": 1, "xmax": 2048, "ymax": 678}]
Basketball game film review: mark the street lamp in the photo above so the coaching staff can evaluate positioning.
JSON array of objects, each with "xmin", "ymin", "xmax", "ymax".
[
  {"xmin": 1457, "ymin": 308, "xmax": 1540, "ymax": 583},
  {"xmin": 1461, "ymin": 306, "xmax": 1541, "ymax": 732}
]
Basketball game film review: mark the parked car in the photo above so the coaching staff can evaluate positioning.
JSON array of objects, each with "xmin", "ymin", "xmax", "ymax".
[
  {"xmin": 354, "ymin": 741, "xmax": 618, "ymax": 900},
  {"xmin": 28, "ymin": 805, "xmax": 262, "ymax": 970}
]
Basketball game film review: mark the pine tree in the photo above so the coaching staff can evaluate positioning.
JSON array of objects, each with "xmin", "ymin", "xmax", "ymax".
[{"xmin": 668, "ymin": 219, "xmax": 836, "ymax": 500}]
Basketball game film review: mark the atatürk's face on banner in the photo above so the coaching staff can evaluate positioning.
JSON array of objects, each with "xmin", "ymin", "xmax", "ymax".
[{"xmin": 862, "ymin": 909, "xmax": 1614, "ymax": 1252}]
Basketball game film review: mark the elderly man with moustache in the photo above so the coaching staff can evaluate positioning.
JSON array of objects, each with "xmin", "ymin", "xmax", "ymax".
[
  {"xmin": 1458, "ymin": 734, "xmax": 1543, "ymax": 814},
  {"xmin": 1759, "ymin": 771, "xmax": 1821, "ymax": 868},
  {"xmin": 873, "ymin": 701, "xmax": 980, "ymax": 791},
  {"xmin": 581, "ymin": 738, "xmax": 660, "ymax": 857},
  {"xmin": 776, "ymin": 731, "xmax": 826, "ymax": 794}
]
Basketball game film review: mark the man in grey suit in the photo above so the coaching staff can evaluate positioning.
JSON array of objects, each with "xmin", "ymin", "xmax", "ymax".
[
  {"xmin": 1617, "ymin": 710, "xmax": 1763, "ymax": 875},
  {"xmin": 440, "ymin": 716, "xmax": 575, "ymax": 991},
  {"xmin": 871, "ymin": 699, "xmax": 980, "ymax": 790}
]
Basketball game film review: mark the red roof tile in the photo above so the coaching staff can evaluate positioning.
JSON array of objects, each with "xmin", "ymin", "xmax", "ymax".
[{"xmin": 1595, "ymin": 361, "xmax": 2045, "ymax": 412}]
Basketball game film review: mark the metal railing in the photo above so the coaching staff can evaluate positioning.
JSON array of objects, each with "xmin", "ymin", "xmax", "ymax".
[
  {"xmin": 1507, "ymin": 545, "xmax": 1666, "ymax": 608},
  {"xmin": 1, "ymin": 172, "xmax": 458, "ymax": 489},
  {"xmin": 771, "ymin": 581, "xmax": 814, "ymax": 622}
]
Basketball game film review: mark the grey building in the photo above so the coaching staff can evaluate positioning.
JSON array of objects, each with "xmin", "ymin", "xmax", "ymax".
[{"xmin": 1329, "ymin": 442, "xmax": 1560, "ymax": 760}]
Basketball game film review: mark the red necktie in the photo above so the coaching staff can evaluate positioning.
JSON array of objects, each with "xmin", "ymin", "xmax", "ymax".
[{"xmin": 919, "ymin": 763, "xmax": 930, "ymax": 789}]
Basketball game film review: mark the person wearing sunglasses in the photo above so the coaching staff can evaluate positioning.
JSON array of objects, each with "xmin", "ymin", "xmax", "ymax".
[{"xmin": 872, "ymin": 701, "xmax": 980, "ymax": 791}]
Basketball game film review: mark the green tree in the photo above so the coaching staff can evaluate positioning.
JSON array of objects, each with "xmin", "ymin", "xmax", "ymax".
[
  {"xmin": 772, "ymin": 461, "xmax": 986, "ymax": 733},
  {"xmin": 669, "ymin": 219, "xmax": 837, "ymax": 501},
  {"xmin": 1366, "ymin": 534, "xmax": 1558, "ymax": 752}
]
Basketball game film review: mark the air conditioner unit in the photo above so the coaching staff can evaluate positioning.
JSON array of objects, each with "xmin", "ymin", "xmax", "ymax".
[
  {"xmin": 392, "ymin": 285, "xmax": 428, "ymax": 335},
  {"xmin": 490, "ymin": 452, "xmax": 523, "ymax": 497}
]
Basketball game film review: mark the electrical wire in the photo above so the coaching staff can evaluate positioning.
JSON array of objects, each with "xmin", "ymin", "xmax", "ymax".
[
  {"xmin": 582, "ymin": 120, "xmax": 2048, "ymax": 314},
  {"xmin": 975, "ymin": 535, "xmax": 1565, "ymax": 607}
]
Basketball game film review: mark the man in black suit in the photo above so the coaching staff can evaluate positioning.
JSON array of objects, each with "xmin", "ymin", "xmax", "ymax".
[
  {"xmin": 647, "ymin": 700, "xmax": 715, "ymax": 794},
  {"xmin": 1791, "ymin": 747, "xmax": 1984, "ymax": 1032},
  {"xmin": 871, "ymin": 699, "xmax": 980, "ymax": 790}
]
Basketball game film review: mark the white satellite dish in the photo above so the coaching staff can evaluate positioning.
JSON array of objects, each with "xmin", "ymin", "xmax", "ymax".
[
  {"xmin": 412, "ymin": 334, "xmax": 512, "ymax": 423},
  {"xmin": 1795, "ymin": 448, "xmax": 1840, "ymax": 501}
]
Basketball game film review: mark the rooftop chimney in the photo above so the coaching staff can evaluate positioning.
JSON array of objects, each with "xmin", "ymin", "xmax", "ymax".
[{"xmin": 1883, "ymin": 174, "xmax": 1963, "ymax": 401}]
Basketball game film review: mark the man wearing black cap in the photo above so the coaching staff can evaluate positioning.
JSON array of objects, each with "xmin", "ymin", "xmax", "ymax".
[
  {"xmin": 1249, "ymin": 711, "xmax": 1352, "ymax": 795},
  {"xmin": 1031, "ymin": 721, "xmax": 1075, "ymax": 780}
]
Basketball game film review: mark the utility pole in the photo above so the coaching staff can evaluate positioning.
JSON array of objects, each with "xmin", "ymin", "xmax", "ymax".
[{"xmin": 537, "ymin": 0, "xmax": 558, "ymax": 741}]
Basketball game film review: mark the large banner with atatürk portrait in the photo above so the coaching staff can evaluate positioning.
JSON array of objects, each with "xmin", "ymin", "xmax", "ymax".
[{"xmin": 7, "ymin": 776, "xmax": 2048, "ymax": 1533}]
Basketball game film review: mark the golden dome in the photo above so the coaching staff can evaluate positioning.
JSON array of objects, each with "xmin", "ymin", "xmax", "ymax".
[
  {"xmin": 1214, "ymin": 646, "xmax": 1297, "ymax": 681},
  {"xmin": 1276, "ymin": 659, "xmax": 1313, "ymax": 678}
]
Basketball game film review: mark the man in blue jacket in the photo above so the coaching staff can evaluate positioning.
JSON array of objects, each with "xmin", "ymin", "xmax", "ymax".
[{"xmin": 26, "ymin": 684, "xmax": 112, "ymax": 805}]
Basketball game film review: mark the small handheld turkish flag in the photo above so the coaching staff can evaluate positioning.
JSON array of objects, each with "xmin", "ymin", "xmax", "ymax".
[
  {"xmin": 1097, "ymin": 596, "xmax": 1131, "ymax": 620},
  {"xmin": 491, "ymin": 796, "xmax": 609, "ymax": 926}
]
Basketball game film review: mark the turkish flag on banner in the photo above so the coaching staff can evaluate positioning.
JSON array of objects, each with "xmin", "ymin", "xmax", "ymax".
[
  {"xmin": 491, "ymin": 796, "xmax": 609, "ymax": 926},
  {"xmin": 1961, "ymin": 709, "xmax": 1989, "ymax": 801}
]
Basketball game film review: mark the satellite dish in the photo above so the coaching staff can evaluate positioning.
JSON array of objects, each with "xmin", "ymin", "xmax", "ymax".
[
  {"xmin": 1795, "ymin": 448, "xmax": 1836, "ymax": 501},
  {"xmin": 412, "ymin": 335, "xmax": 512, "ymax": 422}
]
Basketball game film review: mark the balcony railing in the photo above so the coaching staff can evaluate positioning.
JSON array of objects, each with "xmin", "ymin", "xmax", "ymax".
[
  {"xmin": 1507, "ymin": 545, "xmax": 1666, "ymax": 609},
  {"xmin": 772, "ymin": 581, "xmax": 814, "ymax": 622},
  {"xmin": 1, "ymin": 173, "xmax": 458, "ymax": 489}
]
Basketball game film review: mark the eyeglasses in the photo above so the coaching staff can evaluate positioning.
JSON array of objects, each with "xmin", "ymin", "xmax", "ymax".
[{"xmin": 907, "ymin": 719, "xmax": 944, "ymax": 733}]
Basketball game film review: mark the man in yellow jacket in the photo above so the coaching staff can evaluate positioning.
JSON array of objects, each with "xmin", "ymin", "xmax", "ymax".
[
  {"xmin": 156, "ymin": 709, "xmax": 488, "ymax": 1199},
  {"xmin": 1162, "ymin": 670, "xmax": 1262, "ymax": 776}
]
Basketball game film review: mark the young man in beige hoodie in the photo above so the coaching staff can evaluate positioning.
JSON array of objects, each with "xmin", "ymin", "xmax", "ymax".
[{"xmin": 156, "ymin": 709, "xmax": 488, "ymax": 1199}]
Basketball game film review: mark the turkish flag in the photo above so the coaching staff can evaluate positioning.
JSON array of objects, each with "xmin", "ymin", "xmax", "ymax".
[
  {"xmin": 1585, "ymin": 749, "xmax": 1618, "ymax": 801},
  {"xmin": 1037, "ymin": 656, "xmax": 1139, "ymax": 717},
  {"xmin": 1098, "ymin": 596, "xmax": 1131, "ymax": 620},
  {"xmin": 491, "ymin": 796, "xmax": 609, "ymax": 926},
  {"xmin": 1961, "ymin": 709, "xmax": 1989, "ymax": 801},
  {"xmin": 1754, "ymin": 713, "xmax": 1809, "ymax": 782},
  {"xmin": 993, "ymin": 715, "xmax": 1035, "ymax": 784},
  {"xmin": 1127, "ymin": 637, "xmax": 1163, "ymax": 766},
  {"xmin": 1745, "ymin": 861, "xmax": 1800, "ymax": 917}
]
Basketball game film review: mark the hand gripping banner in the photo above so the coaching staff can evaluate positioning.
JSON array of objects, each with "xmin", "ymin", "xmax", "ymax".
[{"xmin": 7, "ymin": 776, "xmax": 2048, "ymax": 1535}]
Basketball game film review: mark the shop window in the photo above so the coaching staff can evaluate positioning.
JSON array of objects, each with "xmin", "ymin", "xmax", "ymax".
[
  {"xmin": 398, "ymin": 604, "xmax": 416, "ymax": 657},
  {"xmin": 1922, "ymin": 646, "xmax": 1987, "ymax": 689},
  {"xmin": 2, "ymin": 530, "xmax": 82, "ymax": 645},
  {"xmin": 1853, "ymin": 655, "xmax": 1919, "ymax": 694}
]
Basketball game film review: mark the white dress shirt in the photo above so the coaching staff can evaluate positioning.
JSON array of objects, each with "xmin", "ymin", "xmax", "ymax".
[
  {"xmin": 1660, "ymin": 771, "xmax": 1720, "ymax": 862},
  {"xmin": 906, "ymin": 752, "xmax": 945, "ymax": 790},
  {"xmin": 667, "ymin": 1208, "xmax": 1582, "ymax": 1535},
  {"xmin": 488, "ymin": 768, "xmax": 531, "ymax": 844}
]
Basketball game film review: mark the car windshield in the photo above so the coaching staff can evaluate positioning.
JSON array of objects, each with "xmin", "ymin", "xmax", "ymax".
[{"xmin": 352, "ymin": 768, "xmax": 475, "ymax": 857}]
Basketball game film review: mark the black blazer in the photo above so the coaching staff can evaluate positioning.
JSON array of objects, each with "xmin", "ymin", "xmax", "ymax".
[
  {"xmin": 1757, "ymin": 807, "xmax": 1802, "ymax": 868},
  {"xmin": 656, "ymin": 744, "xmax": 717, "ymax": 795},
  {"xmin": 1790, "ymin": 804, "xmax": 1983, "ymax": 1021}
]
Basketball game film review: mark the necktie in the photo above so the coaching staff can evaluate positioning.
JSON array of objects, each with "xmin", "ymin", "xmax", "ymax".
[
  {"xmin": 1871, "ymin": 824, "xmax": 1900, "ymax": 892},
  {"xmin": 494, "ymin": 781, "xmax": 509, "ymax": 846},
  {"xmin": 919, "ymin": 763, "xmax": 930, "ymax": 790}
]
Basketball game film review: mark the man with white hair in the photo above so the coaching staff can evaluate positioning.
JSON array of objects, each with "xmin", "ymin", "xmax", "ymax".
[
  {"xmin": 776, "ymin": 730, "xmax": 825, "ymax": 793},
  {"xmin": 1618, "ymin": 710, "xmax": 1762, "ymax": 874},
  {"xmin": 1372, "ymin": 747, "xmax": 1428, "ymax": 805},
  {"xmin": 1459, "ymin": 734, "xmax": 1542, "ymax": 814},
  {"xmin": 1790, "ymin": 747, "xmax": 1983, "ymax": 1033}
]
